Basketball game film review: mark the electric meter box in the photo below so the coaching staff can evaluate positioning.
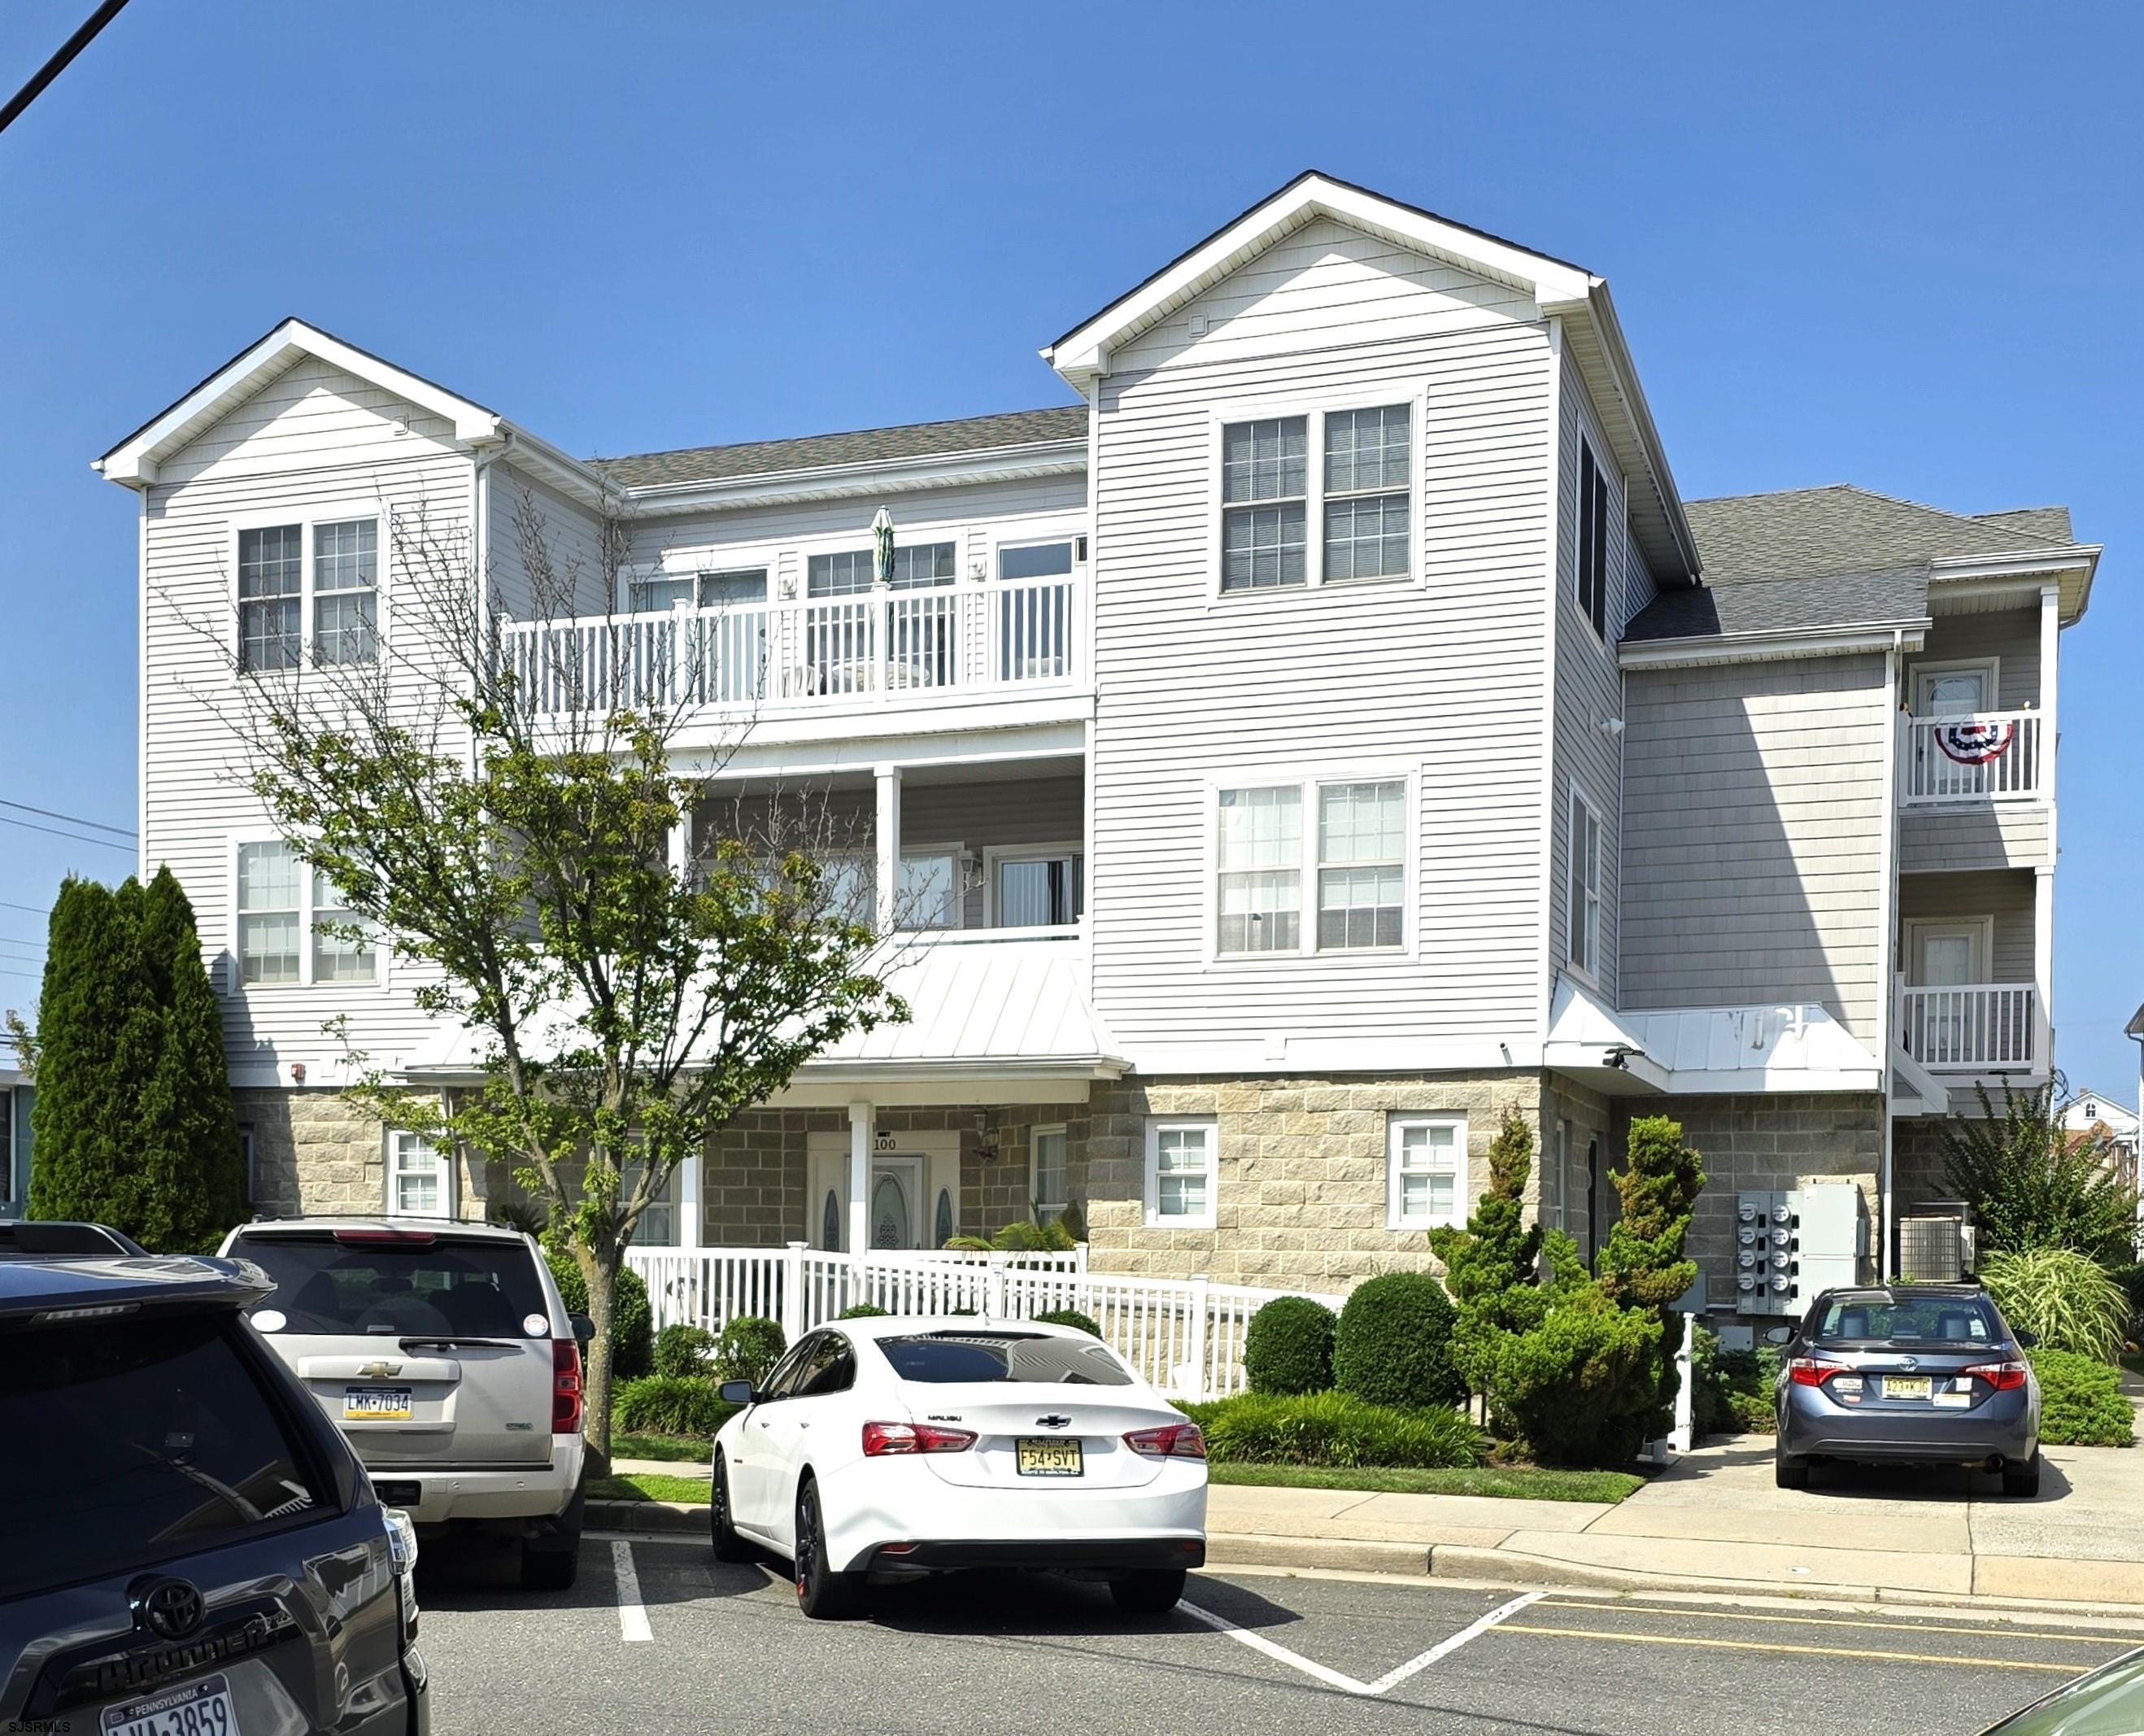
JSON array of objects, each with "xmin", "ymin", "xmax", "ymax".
[
  {"xmin": 1786, "ymin": 1181, "xmax": 1867, "ymax": 1311},
  {"xmin": 1732, "ymin": 1190, "xmax": 1798, "ymax": 1315}
]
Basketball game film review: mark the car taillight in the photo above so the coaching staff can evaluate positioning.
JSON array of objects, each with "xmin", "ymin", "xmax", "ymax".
[
  {"xmin": 1123, "ymin": 1423, "xmax": 1208, "ymax": 1459},
  {"xmin": 1787, "ymin": 1358, "xmax": 1843, "ymax": 1387},
  {"xmin": 552, "ymin": 1339, "xmax": 583, "ymax": 1433},
  {"xmin": 861, "ymin": 1420, "xmax": 977, "ymax": 1456},
  {"xmin": 1963, "ymin": 1360, "xmax": 2029, "ymax": 1391},
  {"xmin": 381, "ymin": 1504, "xmax": 420, "ymax": 1646}
]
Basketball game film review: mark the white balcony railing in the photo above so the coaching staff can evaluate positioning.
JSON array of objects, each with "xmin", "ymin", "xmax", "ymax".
[
  {"xmin": 1898, "ymin": 982, "xmax": 2038, "ymax": 1071},
  {"xmin": 1899, "ymin": 710, "xmax": 2046, "ymax": 806},
  {"xmin": 499, "ymin": 576, "xmax": 1080, "ymax": 718}
]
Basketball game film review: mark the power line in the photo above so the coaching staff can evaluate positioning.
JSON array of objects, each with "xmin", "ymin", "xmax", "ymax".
[
  {"xmin": 0, "ymin": 901, "xmax": 51, "ymax": 918},
  {"xmin": 0, "ymin": 798, "xmax": 135, "ymax": 839},
  {"xmin": 0, "ymin": 813, "xmax": 136, "ymax": 854},
  {"xmin": 0, "ymin": 0, "xmax": 133, "ymax": 138},
  {"xmin": 0, "ymin": 968, "xmax": 42, "ymax": 984}
]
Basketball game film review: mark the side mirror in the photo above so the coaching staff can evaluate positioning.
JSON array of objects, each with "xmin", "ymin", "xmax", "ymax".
[
  {"xmin": 718, "ymin": 1380, "xmax": 756, "ymax": 1406},
  {"xmin": 1764, "ymin": 1326, "xmax": 1793, "ymax": 1346},
  {"xmin": 569, "ymin": 1313, "xmax": 595, "ymax": 1344},
  {"xmin": 2015, "ymin": 1328, "xmax": 2039, "ymax": 1350}
]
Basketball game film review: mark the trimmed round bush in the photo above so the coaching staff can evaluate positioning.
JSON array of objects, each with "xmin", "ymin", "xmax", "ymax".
[
  {"xmin": 2029, "ymin": 1349, "xmax": 2136, "ymax": 1447},
  {"xmin": 713, "ymin": 1315, "xmax": 787, "ymax": 1387},
  {"xmin": 1033, "ymin": 1308, "xmax": 1101, "ymax": 1337},
  {"xmin": 1179, "ymin": 1391, "xmax": 1481, "ymax": 1468},
  {"xmin": 1332, "ymin": 1273, "xmax": 1464, "ymax": 1410},
  {"xmin": 545, "ymin": 1250, "xmax": 654, "ymax": 1377},
  {"xmin": 653, "ymin": 1323, "xmax": 718, "ymax": 1380},
  {"xmin": 612, "ymin": 1375, "xmax": 734, "ymax": 1437},
  {"xmin": 837, "ymin": 1303, "xmax": 890, "ymax": 1319},
  {"xmin": 1244, "ymin": 1296, "xmax": 1337, "ymax": 1396}
]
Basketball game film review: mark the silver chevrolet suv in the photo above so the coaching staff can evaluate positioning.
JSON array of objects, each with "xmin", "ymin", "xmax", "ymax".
[{"xmin": 220, "ymin": 1219, "xmax": 589, "ymax": 1589}]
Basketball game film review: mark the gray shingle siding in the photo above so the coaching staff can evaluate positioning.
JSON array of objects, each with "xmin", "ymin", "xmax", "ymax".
[{"xmin": 595, "ymin": 405, "xmax": 1089, "ymax": 490}]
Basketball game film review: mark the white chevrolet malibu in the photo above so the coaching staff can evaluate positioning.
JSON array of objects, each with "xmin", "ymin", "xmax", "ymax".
[{"xmin": 709, "ymin": 1315, "xmax": 1208, "ymax": 1618}]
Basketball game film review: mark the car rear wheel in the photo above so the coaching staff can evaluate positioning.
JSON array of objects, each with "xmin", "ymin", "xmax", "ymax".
[
  {"xmin": 1109, "ymin": 1568, "xmax": 1187, "ymax": 1616},
  {"xmin": 520, "ymin": 1476, "xmax": 584, "ymax": 1591},
  {"xmin": 1774, "ymin": 1450, "xmax": 1811, "ymax": 1490},
  {"xmin": 710, "ymin": 1454, "xmax": 754, "ymax": 1563},
  {"xmin": 2002, "ymin": 1451, "xmax": 2042, "ymax": 1498},
  {"xmin": 793, "ymin": 1479, "xmax": 861, "ymax": 1620}
]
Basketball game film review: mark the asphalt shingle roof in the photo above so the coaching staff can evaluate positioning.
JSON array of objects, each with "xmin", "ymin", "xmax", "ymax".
[
  {"xmin": 595, "ymin": 405, "xmax": 1090, "ymax": 490},
  {"xmin": 1622, "ymin": 567, "xmax": 1929, "ymax": 644}
]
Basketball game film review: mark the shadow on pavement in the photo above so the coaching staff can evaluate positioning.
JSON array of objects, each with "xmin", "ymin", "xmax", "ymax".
[
  {"xmin": 1684, "ymin": 1433, "xmax": 2075, "ymax": 1504},
  {"xmin": 416, "ymin": 1531, "xmax": 772, "ymax": 1612},
  {"xmin": 859, "ymin": 1567, "xmax": 1303, "ymax": 1638}
]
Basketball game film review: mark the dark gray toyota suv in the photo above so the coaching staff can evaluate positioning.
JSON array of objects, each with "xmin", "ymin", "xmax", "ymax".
[{"xmin": 0, "ymin": 1224, "xmax": 429, "ymax": 1734}]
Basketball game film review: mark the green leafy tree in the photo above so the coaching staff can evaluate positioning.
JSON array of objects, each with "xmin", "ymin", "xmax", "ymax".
[
  {"xmin": 209, "ymin": 491, "xmax": 902, "ymax": 1468},
  {"xmin": 1428, "ymin": 1110, "xmax": 1546, "ymax": 1400},
  {"xmin": 1595, "ymin": 1114, "xmax": 1707, "ymax": 1441},
  {"xmin": 28, "ymin": 870, "xmax": 243, "ymax": 1250},
  {"xmin": 1942, "ymin": 1082, "xmax": 2138, "ymax": 1265}
]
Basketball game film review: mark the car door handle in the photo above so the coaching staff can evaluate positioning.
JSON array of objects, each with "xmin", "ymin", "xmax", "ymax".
[{"xmin": 798, "ymin": 1420, "xmax": 812, "ymax": 1430}]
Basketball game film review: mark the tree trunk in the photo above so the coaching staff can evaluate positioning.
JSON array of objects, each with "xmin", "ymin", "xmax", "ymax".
[{"xmin": 579, "ymin": 1242, "xmax": 617, "ymax": 1475}]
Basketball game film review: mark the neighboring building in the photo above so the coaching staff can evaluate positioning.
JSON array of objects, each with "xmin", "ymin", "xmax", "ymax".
[
  {"xmin": 2060, "ymin": 1087, "xmax": 2141, "ymax": 1202},
  {"xmin": 96, "ymin": 172, "xmax": 2100, "ymax": 1328},
  {"xmin": 0, "ymin": 1038, "xmax": 31, "ymax": 1221}
]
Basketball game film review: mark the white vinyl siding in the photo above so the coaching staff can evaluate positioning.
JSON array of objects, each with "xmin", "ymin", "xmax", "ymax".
[
  {"xmin": 387, "ymin": 1131, "xmax": 449, "ymax": 1218},
  {"xmin": 1388, "ymin": 1114, "xmax": 1465, "ymax": 1229},
  {"xmin": 1144, "ymin": 1119, "xmax": 1216, "ymax": 1228},
  {"xmin": 1031, "ymin": 1124, "xmax": 1068, "ymax": 1216},
  {"xmin": 1216, "ymin": 786, "xmax": 1301, "ymax": 953}
]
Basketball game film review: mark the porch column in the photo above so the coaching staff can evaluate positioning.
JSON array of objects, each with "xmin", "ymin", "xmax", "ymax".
[
  {"xmin": 847, "ymin": 1099, "xmax": 874, "ymax": 1255},
  {"xmin": 2033, "ymin": 868, "xmax": 2055, "ymax": 1073},
  {"xmin": 2037, "ymin": 582, "xmax": 2059, "ymax": 1075},
  {"xmin": 874, "ymin": 763, "xmax": 901, "ymax": 931},
  {"xmin": 676, "ymin": 1153, "xmax": 703, "ymax": 1249}
]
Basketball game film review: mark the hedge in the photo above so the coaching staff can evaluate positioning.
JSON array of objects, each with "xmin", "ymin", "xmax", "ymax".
[
  {"xmin": 1032, "ymin": 1308, "xmax": 1102, "ymax": 1337},
  {"xmin": 1244, "ymin": 1297, "xmax": 1337, "ymax": 1397},
  {"xmin": 713, "ymin": 1315, "xmax": 787, "ymax": 1387},
  {"xmin": 1332, "ymin": 1273, "xmax": 1465, "ymax": 1410},
  {"xmin": 612, "ymin": 1376, "xmax": 736, "ymax": 1437},
  {"xmin": 2030, "ymin": 1349, "xmax": 2135, "ymax": 1448},
  {"xmin": 653, "ymin": 1324, "xmax": 717, "ymax": 1380},
  {"xmin": 837, "ymin": 1303, "xmax": 890, "ymax": 1319},
  {"xmin": 545, "ymin": 1250, "xmax": 653, "ymax": 1377},
  {"xmin": 1179, "ymin": 1391, "xmax": 1482, "ymax": 1469}
]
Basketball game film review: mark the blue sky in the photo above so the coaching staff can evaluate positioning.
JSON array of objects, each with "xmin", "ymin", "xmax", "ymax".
[{"xmin": 1, "ymin": 2, "xmax": 2137, "ymax": 1098}]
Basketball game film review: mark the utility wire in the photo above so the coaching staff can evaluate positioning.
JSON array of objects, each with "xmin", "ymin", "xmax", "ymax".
[
  {"xmin": 0, "ymin": 0, "xmax": 133, "ymax": 138},
  {"xmin": 0, "ymin": 901, "xmax": 51, "ymax": 918},
  {"xmin": 0, "ymin": 798, "xmax": 135, "ymax": 838},
  {"xmin": 0, "ymin": 813, "xmax": 137, "ymax": 853}
]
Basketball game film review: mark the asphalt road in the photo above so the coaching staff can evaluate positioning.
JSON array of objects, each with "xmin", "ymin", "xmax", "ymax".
[{"xmin": 411, "ymin": 1532, "xmax": 2142, "ymax": 1735}]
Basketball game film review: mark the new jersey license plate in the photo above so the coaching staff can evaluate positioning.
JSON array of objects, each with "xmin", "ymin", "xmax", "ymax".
[
  {"xmin": 102, "ymin": 1671, "xmax": 237, "ymax": 1736},
  {"xmin": 1015, "ymin": 1437, "xmax": 1083, "ymax": 1477},
  {"xmin": 1882, "ymin": 1376, "xmax": 1932, "ymax": 1401},
  {"xmin": 345, "ymin": 1385, "xmax": 413, "ymax": 1420}
]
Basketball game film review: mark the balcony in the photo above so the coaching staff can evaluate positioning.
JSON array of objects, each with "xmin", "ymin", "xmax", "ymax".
[
  {"xmin": 1898, "ymin": 710, "xmax": 2046, "ymax": 808},
  {"xmin": 1897, "ymin": 982, "xmax": 2038, "ymax": 1072},
  {"xmin": 499, "ymin": 575, "xmax": 1082, "ymax": 720}
]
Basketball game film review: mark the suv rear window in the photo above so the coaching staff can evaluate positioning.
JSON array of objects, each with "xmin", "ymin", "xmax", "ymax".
[
  {"xmin": 1811, "ymin": 1293, "xmax": 2000, "ymax": 1346},
  {"xmin": 876, "ymin": 1332, "xmax": 1132, "ymax": 1386},
  {"xmin": 234, "ymin": 1233, "xmax": 548, "ymax": 1338},
  {"xmin": 1, "ymin": 1312, "xmax": 327, "ymax": 1599}
]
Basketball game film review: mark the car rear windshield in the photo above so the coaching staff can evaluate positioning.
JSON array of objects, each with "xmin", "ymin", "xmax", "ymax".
[
  {"xmin": 876, "ymin": 1332, "xmax": 1133, "ymax": 1386},
  {"xmin": 233, "ymin": 1232, "xmax": 548, "ymax": 1338},
  {"xmin": 1811, "ymin": 1294, "xmax": 2001, "ymax": 1346},
  {"xmin": 0, "ymin": 1311, "xmax": 329, "ymax": 1600}
]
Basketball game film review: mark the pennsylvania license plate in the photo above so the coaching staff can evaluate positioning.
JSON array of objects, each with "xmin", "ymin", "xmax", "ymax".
[
  {"xmin": 344, "ymin": 1385, "xmax": 414, "ymax": 1420},
  {"xmin": 1883, "ymin": 1376, "xmax": 1932, "ymax": 1401},
  {"xmin": 1015, "ymin": 1437, "xmax": 1083, "ymax": 1477},
  {"xmin": 102, "ymin": 1671, "xmax": 237, "ymax": 1736}
]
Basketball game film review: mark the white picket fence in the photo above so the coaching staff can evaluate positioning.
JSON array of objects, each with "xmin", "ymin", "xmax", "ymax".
[{"xmin": 625, "ymin": 1241, "xmax": 1344, "ymax": 1402}]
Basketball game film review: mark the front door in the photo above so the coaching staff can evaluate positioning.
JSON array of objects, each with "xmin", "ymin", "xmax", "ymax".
[
  {"xmin": 1908, "ymin": 922, "xmax": 1989, "ymax": 1065},
  {"xmin": 869, "ymin": 1157, "xmax": 924, "ymax": 1250},
  {"xmin": 1915, "ymin": 666, "xmax": 1990, "ymax": 718}
]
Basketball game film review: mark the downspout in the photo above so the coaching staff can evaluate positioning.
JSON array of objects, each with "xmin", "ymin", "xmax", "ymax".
[
  {"xmin": 1876, "ymin": 628, "xmax": 1904, "ymax": 1280},
  {"xmin": 468, "ymin": 434, "xmax": 514, "ymax": 775}
]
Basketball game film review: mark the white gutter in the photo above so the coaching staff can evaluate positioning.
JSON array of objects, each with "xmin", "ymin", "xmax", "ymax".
[
  {"xmin": 1618, "ymin": 618, "xmax": 1930, "ymax": 670},
  {"xmin": 1876, "ymin": 628, "xmax": 1904, "ymax": 1280}
]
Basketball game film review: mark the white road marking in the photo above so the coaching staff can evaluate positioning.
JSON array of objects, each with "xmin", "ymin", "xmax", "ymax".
[
  {"xmin": 612, "ymin": 1540, "xmax": 653, "ymax": 1643},
  {"xmin": 1179, "ymin": 1590, "xmax": 1543, "ymax": 1699}
]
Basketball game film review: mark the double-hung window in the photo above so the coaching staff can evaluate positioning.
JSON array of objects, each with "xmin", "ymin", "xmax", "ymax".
[
  {"xmin": 238, "ymin": 518, "xmax": 380, "ymax": 672},
  {"xmin": 234, "ymin": 840, "xmax": 377, "ymax": 988},
  {"xmin": 1316, "ymin": 781, "xmax": 1405, "ymax": 950},
  {"xmin": 388, "ymin": 1132, "xmax": 449, "ymax": 1218},
  {"xmin": 1576, "ymin": 439, "xmax": 1610, "ymax": 639},
  {"xmin": 1217, "ymin": 776, "xmax": 1410, "ymax": 957},
  {"xmin": 1567, "ymin": 786, "xmax": 1603, "ymax": 979},
  {"xmin": 1388, "ymin": 1114, "xmax": 1465, "ymax": 1230},
  {"xmin": 1220, "ymin": 402, "xmax": 1412, "ymax": 592},
  {"xmin": 1145, "ymin": 1119, "xmax": 1216, "ymax": 1228},
  {"xmin": 1216, "ymin": 787, "xmax": 1301, "ymax": 953},
  {"xmin": 1031, "ymin": 1125, "xmax": 1068, "ymax": 1219}
]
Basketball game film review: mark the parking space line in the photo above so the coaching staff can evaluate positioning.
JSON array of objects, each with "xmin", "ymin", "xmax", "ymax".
[
  {"xmin": 1179, "ymin": 1591, "xmax": 1543, "ymax": 1698},
  {"xmin": 1536, "ymin": 1599, "xmax": 2144, "ymax": 1647},
  {"xmin": 1495, "ymin": 1622, "xmax": 2089, "ymax": 1674},
  {"xmin": 612, "ymin": 1541, "xmax": 653, "ymax": 1643}
]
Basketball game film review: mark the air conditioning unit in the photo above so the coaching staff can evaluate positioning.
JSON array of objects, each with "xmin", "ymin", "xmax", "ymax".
[{"xmin": 1897, "ymin": 1202, "xmax": 1973, "ymax": 1283}]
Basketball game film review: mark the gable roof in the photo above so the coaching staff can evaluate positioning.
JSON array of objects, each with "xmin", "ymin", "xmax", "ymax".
[
  {"xmin": 1684, "ymin": 486, "xmax": 2074, "ymax": 586},
  {"xmin": 95, "ymin": 318, "xmax": 510, "ymax": 486},
  {"xmin": 1621, "ymin": 566, "xmax": 1929, "ymax": 645},
  {"xmin": 595, "ymin": 405, "xmax": 1088, "ymax": 491},
  {"xmin": 1042, "ymin": 170, "xmax": 1700, "ymax": 586}
]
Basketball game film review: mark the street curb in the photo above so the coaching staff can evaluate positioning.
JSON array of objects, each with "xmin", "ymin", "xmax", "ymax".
[{"xmin": 590, "ymin": 1499, "xmax": 705, "ymax": 1536}]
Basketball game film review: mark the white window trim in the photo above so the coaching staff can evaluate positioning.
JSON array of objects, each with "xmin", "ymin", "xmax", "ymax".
[
  {"xmin": 988, "ymin": 521, "xmax": 1087, "ymax": 582},
  {"xmin": 1206, "ymin": 386, "xmax": 1427, "ymax": 604},
  {"xmin": 228, "ymin": 504, "xmax": 387, "ymax": 675},
  {"xmin": 1202, "ymin": 765, "xmax": 1419, "ymax": 964},
  {"xmin": 796, "ymin": 526, "xmax": 969, "ymax": 596},
  {"xmin": 1387, "ymin": 1113, "xmax": 1467, "ymax": 1232},
  {"xmin": 226, "ymin": 831, "xmax": 386, "ymax": 992},
  {"xmin": 1144, "ymin": 1117, "xmax": 1217, "ymax": 1230},
  {"xmin": 895, "ymin": 844, "xmax": 966, "ymax": 934},
  {"xmin": 617, "ymin": 543, "xmax": 780, "ymax": 615},
  {"xmin": 1030, "ymin": 1122, "xmax": 1070, "ymax": 1215},
  {"xmin": 1909, "ymin": 657, "xmax": 2002, "ymax": 718},
  {"xmin": 983, "ymin": 840, "xmax": 1085, "ymax": 929},
  {"xmin": 1566, "ymin": 782, "xmax": 1605, "ymax": 989},
  {"xmin": 386, "ymin": 1129, "xmax": 452, "ymax": 1219}
]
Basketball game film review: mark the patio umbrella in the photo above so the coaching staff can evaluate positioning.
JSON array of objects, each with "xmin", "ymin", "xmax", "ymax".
[{"xmin": 872, "ymin": 506, "xmax": 895, "ymax": 587}]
